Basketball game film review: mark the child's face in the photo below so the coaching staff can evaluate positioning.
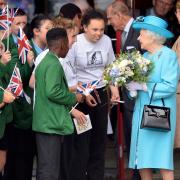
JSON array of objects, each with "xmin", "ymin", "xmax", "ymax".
[
  {"xmin": 0, "ymin": 0, "xmax": 6, "ymax": 9},
  {"xmin": 34, "ymin": 20, "xmax": 53, "ymax": 45},
  {"xmin": 57, "ymin": 38, "xmax": 69, "ymax": 58},
  {"xmin": 10, "ymin": 15, "xmax": 27, "ymax": 35}
]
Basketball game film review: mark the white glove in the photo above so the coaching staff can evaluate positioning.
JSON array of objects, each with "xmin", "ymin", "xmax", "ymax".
[
  {"xmin": 126, "ymin": 81, "xmax": 147, "ymax": 97},
  {"xmin": 126, "ymin": 81, "xmax": 147, "ymax": 91}
]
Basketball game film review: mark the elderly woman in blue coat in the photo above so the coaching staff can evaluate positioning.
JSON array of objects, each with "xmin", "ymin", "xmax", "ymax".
[{"xmin": 127, "ymin": 16, "xmax": 179, "ymax": 180}]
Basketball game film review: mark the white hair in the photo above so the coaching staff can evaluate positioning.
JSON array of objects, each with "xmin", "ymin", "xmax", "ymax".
[
  {"xmin": 73, "ymin": 0, "xmax": 90, "ymax": 14},
  {"xmin": 145, "ymin": 30, "xmax": 166, "ymax": 45}
]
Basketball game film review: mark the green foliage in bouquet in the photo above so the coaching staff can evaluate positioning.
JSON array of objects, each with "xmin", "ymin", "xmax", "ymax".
[
  {"xmin": 129, "ymin": 51, "xmax": 154, "ymax": 83},
  {"xmin": 103, "ymin": 50, "xmax": 154, "ymax": 86}
]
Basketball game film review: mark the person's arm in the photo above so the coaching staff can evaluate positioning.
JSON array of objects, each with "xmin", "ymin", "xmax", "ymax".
[
  {"xmin": 0, "ymin": 102, "xmax": 5, "ymax": 109},
  {"xmin": 71, "ymin": 108, "xmax": 87, "ymax": 125},
  {"xmin": 0, "ymin": 50, "xmax": 11, "ymax": 65},
  {"xmin": 0, "ymin": 89, "xmax": 15, "ymax": 109},
  {"xmin": 29, "ymin": 72, "xmax": 35, "ymax": 89},
  {"xmin": 110, "ymin": 85, "xmax": 120, "ymax": 102},
  {"xmin": 69, "ymin": 85, "xmax": 77, "ymax": 92},
  {"xmin": 106, "ymin": 36, "xmax": 116, "ymax": 65},
  {"xmin": 146, "ymin": 51, "xmax": 179, "ymax": 100},
  {"xmin": 27, "ymin": 50, "xmax": 35, "ymax": 68},
  {"xmin": 45, "ymin": 61, "xmax": 77, "ymax": 106}
]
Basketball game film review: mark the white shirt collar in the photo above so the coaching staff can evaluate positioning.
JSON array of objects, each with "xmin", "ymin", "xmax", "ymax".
[{"xmin": 124, "ymin": 18, "xmax": 134, "ymax": 34}]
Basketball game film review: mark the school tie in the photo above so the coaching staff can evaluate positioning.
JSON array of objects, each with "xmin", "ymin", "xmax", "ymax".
[{"xmin": 121, "ymin": 30, "xmax": 127, "ymax": 48}]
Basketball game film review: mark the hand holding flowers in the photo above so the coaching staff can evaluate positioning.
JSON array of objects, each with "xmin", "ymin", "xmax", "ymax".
[{"xmin": 126, "ymin": 81, "xmax": 147, "ymax": 97}]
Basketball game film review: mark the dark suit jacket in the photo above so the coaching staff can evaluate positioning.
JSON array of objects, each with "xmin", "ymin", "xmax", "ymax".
[{"xmin": 121, "ymin": 25, "xmax": 142, "ymax": 111}]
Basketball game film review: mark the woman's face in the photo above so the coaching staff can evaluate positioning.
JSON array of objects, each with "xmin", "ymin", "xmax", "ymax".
[
  {"xmin": 176, "ymin": 8, "xmax": 180, "ymax": 24},
  {"xmin": 137, "ymin": 29, "xmax": 154, "ymax": 50},
  {"xmin": 83, "ymin": 19, "xmax": 105, "ymax": 43}
]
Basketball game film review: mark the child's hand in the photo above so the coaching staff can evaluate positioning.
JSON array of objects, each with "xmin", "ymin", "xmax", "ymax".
[
  {"xmin": 85, "ymin": 94, "xmax": 97, "ymax": 107},
  {"xmin": 1, "ymin": 50, "xmax": 11, "ymax": 64},
  {"xmin": 27, "ymin": 51, "xmax": 34, "ymax": 67},
  {"xmin": 71, "ymin": 109, "xmax": 87, "ymax": 125},
  {"xmin": 3, "ymin": 90, "xmax": 16, "ymax": 103},
  {"xmin": 0, "ymin": 102, "xmax": 5, "ymax": 109},
  {"xmin": 76, "ymin": 93, "xmax": 85, "ymax": 103}
]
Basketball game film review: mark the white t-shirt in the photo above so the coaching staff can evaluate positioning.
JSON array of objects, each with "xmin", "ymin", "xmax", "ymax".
[
  {"xmin": 65, "ymin": 33, "xmax": 115, "ymax": 88},
  {"xmin": 33, "ymin": 49, "xmax": 77, "ymax": 87}
]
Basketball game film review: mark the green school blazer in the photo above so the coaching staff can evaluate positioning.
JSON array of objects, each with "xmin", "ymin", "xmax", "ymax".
[
  {"xmin": 0, "ymin": 69, "xmax": 13, "ymax": 138},
  {"xmin": 3, "ymin": 35, "xmax": 33, "ymax": 129},
  {"xmin": 33, "ymin": 52, "xmax": 76, "ymax": 135}
]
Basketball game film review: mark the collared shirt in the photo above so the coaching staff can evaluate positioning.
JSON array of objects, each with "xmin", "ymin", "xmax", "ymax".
[
  {"xmin": 32, "ymin": 39, "xmax": 46, "ymax": 55},
  {"xmin": 146, "ymin": 8, "xmax": 157, "ymax": 16},
  {"xmin": 123, "ymin": 18, "xmax": 134, "ymax": 39},
  {"xmin": 12, "ymin": 34, "xmax": 18, "ymax": 45}
]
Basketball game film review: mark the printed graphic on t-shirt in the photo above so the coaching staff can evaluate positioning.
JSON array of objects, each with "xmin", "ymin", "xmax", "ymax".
[
  {"xmin": 66, "ymin": 61, "xmax": 76, "ymax": 73},
  {"xmin": 87, "ymin": 51, "xmax": 103, "ymax": 67}
]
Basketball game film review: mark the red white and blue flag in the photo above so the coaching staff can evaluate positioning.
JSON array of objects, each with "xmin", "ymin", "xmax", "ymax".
[
  {"xmin": 17, "ymin": 27, "xmax": 32, "ymax": 64},
  {"xmin": 0, "ymin": 7, "xmax": 17, "ymax": 30},
  {"xmin": 7, "ymin": 64, "xmax": 31, "ymax": 104},
  {"xmin": 77, "ymin": 80, "xmax": 100, "ymax": 96}
]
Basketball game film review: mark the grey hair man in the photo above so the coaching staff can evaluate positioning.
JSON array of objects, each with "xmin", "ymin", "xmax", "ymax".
[{"xmin": 107, "ymin": 1, "xmax": 142, "ymax": 180}]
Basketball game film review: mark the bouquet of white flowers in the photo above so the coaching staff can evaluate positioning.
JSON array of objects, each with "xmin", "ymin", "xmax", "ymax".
[{"xmin": 103, "ymin": 50, "xmax": 153, "ymax": 96}]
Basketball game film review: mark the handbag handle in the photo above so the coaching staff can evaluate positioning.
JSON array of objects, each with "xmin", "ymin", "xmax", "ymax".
[{"xmin": 149, "ymin": 83, "xmax": 165, "ymax": 106}]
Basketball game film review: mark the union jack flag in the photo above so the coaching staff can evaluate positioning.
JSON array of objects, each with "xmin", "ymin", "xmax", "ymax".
[
  {"xmin": 7, "ymin": 64, "xmax": 23, "ymax": 97},
  {"xmin": 7, "ymin": 64, "xmax": 31, "ymax": 104},
  {"xmin": 77, "ymin": 80, "xmax": 100, "ymax": 96},
  {"xmin": 17, "ymin": 27, "xmax": 32, "ymax": 64},
  {"xmin": 0, "ymin": 7, "xmax": 17, "ymax": 30}
]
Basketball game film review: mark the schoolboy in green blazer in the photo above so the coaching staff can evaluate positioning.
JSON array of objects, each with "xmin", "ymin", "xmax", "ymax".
[{"xmin": 33, "ymin": 28, "xmax": 82, "ymax": 180}]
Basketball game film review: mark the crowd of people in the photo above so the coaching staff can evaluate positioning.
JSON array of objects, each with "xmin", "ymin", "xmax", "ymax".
[{"xmin": 0, "ymin": 0, "xmax": 180, "ymax": 180}]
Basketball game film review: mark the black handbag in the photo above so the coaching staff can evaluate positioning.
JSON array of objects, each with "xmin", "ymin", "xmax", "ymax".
[{"xmin": 140, "ymin": 83, "xmax": 171, "ymax": 131}]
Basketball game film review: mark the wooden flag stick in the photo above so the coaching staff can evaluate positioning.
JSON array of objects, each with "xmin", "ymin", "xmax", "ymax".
[
  {"xmin": 0, "ymin": 86, "xmax": 11, "ymax": 94},
  {"xmin": 6, "ymin": 4, "xmax": 10, "ymax": 51},
  {"xmin": 69, "ymin": 102, "xmax": 79, "ymax": 113}
]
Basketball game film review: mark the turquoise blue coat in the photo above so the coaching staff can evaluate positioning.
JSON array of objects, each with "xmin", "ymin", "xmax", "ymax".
[{"xmin": 129, "ymin": 46, "xmax": 179, "ymax": 170}]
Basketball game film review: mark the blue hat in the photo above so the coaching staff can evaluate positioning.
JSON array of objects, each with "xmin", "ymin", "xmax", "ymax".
[{"xmin": 132, "ymin": 16, "xmax": 174, "ymax": 39}]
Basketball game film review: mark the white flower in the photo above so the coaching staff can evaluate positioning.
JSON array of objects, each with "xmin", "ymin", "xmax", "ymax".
[{"xmin": 103, "ymin": 50, "xmax": 153, "ymax": 87}]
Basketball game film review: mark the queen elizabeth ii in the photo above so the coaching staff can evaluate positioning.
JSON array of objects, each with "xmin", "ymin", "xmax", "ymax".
[{"xmin": 127, "ymin": 16, "xmax": 179, "ymax": 180}]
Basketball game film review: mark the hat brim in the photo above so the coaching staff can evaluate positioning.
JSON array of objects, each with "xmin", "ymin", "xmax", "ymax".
[{"xmin": 132, "ymin": 22, "xmax": 174, "ymax": 39}]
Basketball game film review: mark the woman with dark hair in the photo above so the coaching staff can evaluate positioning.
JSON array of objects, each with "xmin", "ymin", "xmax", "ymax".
[{"xmin": 65, "ymin": 10, "xmax": 119, "ymax": 180}]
